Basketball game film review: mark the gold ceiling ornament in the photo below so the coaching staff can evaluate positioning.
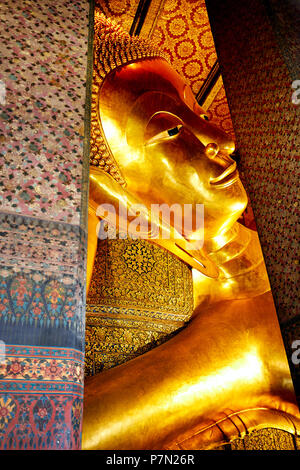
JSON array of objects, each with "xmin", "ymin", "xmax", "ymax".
[{"xmin": 90, "ymin": 11, "xmax": 168, "ymax": 184}]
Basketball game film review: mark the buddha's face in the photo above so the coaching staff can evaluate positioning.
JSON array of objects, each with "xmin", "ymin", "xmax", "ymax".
[{"xmin": 99, "ymin": 59, "xmax": 247, "ymax": 240}]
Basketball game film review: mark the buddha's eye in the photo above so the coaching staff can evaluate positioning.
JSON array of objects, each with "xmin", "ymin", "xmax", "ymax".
[
  {"xmin": 167, "ymin": 125, "xmax": 183, "ymax": 136},
  {"xmin": 145, "ymin": 124, "xmax": 183, "ymax": 146},
  {"xmin": 200, "ymin": 114, "xmax": 209, "ymax": 121}
]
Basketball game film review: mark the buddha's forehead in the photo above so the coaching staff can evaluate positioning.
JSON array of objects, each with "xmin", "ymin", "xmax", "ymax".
[
  {"xmin": 99, "ymin": 58, "xmax": 201, "ymax": 123},
  {"xmin": 113, "ymin": 59, "xmax": 184, "ymax": 95}
]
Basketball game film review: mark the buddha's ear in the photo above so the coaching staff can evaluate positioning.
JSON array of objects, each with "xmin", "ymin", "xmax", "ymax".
[
  {"xmin": 176, "ymin": 239, "xmax": 219, "ymax": 278},
  {"xmin": 151, "ymin": 238, "xmax": 219, "ymax": 279},
  {"xmin": 174, "ymin": 239, "xmax": 219, "ymax": 279},
  {"xmin": 148, "ymin": 204, "xmax": 219, "ymax": 278}
]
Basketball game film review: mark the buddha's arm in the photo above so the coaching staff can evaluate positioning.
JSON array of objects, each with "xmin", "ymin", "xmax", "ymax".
[{"xmin": 82, "ymin": 291, "xmax": 300, "ymax": 450}]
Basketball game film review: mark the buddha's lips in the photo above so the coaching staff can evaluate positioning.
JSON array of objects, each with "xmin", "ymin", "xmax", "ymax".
[{"xmin": 210, "ymin": 161, "xmax": 238, "ymax": 186}]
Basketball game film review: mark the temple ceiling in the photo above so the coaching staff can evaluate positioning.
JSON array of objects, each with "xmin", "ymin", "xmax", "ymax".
[{"xmin": 96, "ymin": 0, "xmax": 235, "ymax": 139}]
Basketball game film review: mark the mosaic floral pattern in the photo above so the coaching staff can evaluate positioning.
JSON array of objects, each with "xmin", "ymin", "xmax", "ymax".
[
  {"xmin": 0, "ymin": 212, "xmax": 85, "ymax": 275},
  {"xmin": 85, "ymin": 238, "xmax": 193, "ymax": 374},
  {"xmin": 87, "ymin": 239, "xmax": 193, "ymax": 317},
  {"xmin": 0, "ymin": 346, "xmax": 83, "ymax": 384},
  {"xmin": 0, "ymin": 396, "xmax": 17, "ymax": 433},
  {"xmin": 0, "ymin": 393, "xmax": 82, "ymax": 450},
  {"xmin": 0, "ymin": 0, "xmax": 90, "ymax": 450},
  {"xmin": 0, "ymin": 213, "xmax": 86, "ymax": 347},
  {"xmin": 207, "ymin": 80, "xmax": 236, "ymax": 141},
  {"xmin": 0, "ymin": 271, "xmax": 82, "ymax": 337},
  {"xmin": 85, "ymin": 320, "xmax": 178, "ymax": 375},
  {"xmin": 0, "ymin": 181, "xmax": 88, "ymax": 449},
  {"xmin": 122, "ymin": 243, "xmax": 156, "ymax": 275},
  {"xmin": 0, "ymin": 344, "xmax": 84, "ymax": 449},
  {"xmin": 152, "ymin": 0, "xmax": 217, "ymax": 94},
  {"xmin": 33, "ymin": 396, "xmax": 53, "ymax": 432},
  {"xmin": 0, "ymin": 0, "xmax": 90, "ymax": 224}
]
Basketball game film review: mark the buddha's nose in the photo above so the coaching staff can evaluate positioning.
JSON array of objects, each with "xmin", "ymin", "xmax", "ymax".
[
  {"xmin": 204, "ymin": 142, "xmax": 236, "ymax": 168},
  {"xmin": 204, "ymin": 143, "xmax": 219, "ymax": 160},
  {"xmin": 201, "ymin": 126, "xmax": 235, "ymax": 159}
]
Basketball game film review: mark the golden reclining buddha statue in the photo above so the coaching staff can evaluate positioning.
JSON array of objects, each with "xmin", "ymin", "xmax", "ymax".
[{"xmin": 82, "ymin": 12, "xmax": 300, "ymax": 450}]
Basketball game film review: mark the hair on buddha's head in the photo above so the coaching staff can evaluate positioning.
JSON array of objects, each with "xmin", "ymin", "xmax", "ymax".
[{"xmin": 90, "ymin": 11, "xmax": 167, "ymax": 185}]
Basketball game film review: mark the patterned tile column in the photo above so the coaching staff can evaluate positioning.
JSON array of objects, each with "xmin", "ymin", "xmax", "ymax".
[{"xmin": 0, "ymin": 0, "xmax": 93, "ymax": 449}]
